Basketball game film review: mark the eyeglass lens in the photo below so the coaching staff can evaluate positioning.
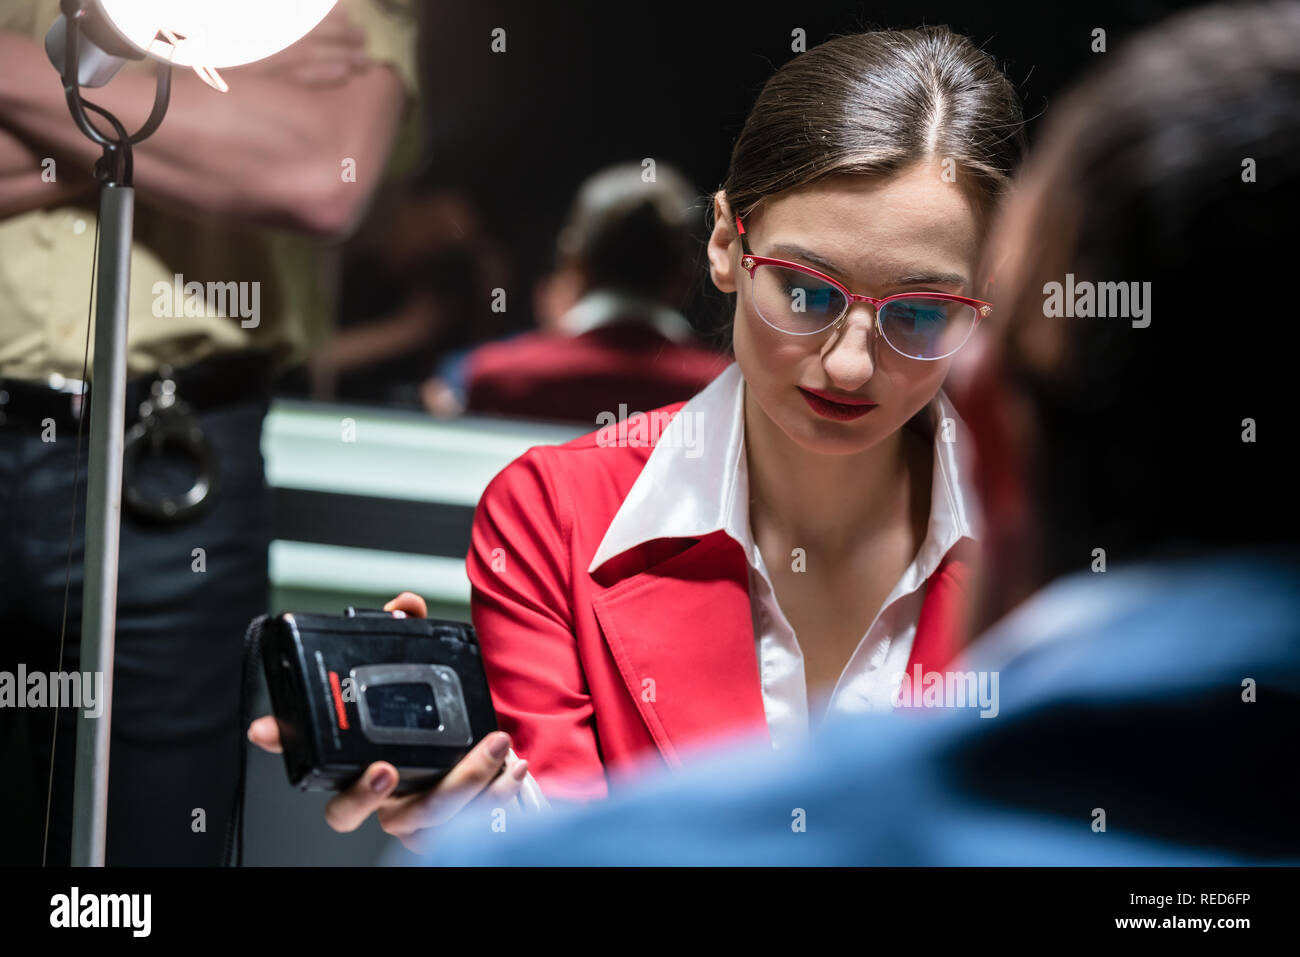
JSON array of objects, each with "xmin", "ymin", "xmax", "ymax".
[{"xmin": 749, "ymin": 264, "xmax": 977, "ymax": 359}]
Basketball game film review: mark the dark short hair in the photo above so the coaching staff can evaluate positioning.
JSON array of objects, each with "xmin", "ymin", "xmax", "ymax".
[{"xmin": 557, "ymin": 162, "xmax": 699, "ymax": 301}]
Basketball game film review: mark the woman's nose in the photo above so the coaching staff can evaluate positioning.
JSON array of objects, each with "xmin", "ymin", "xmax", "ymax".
[{"xmin": 820, "ymin": 303, "xmax": 879, "ymax": 387}]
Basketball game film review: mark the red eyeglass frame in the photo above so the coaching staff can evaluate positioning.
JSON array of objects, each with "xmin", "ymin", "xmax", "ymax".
[{"xmin": 734, "ymin": 212, "xmax": 992, "ymax": 359}]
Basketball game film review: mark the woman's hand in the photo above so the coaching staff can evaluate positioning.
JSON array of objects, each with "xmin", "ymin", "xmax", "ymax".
[{"xmin": 246, "ymin": 592, "xmax": 530, "ymax": 851}]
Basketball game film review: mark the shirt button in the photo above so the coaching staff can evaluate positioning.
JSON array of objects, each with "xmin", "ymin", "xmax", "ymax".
[{"xmin": 72, "ymin": 218, "xmax": 88, "ymax": 235}]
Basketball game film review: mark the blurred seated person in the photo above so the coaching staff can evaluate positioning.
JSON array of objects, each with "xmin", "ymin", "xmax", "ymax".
[
  {"xmin": 299, "ymin": 184, "xmax": 511, "ymax": 408},
  {"xmin": 424, "ymin": 162, "xmax": 729, "ymax": 423}
]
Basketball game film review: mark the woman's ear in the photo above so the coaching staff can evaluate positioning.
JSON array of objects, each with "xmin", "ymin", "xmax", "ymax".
[{"xmin": 706, "ymin": 190, "xmax": 739, "ymax": 294}]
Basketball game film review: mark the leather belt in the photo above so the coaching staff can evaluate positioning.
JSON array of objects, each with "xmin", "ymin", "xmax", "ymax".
[
  {"xmin": 0, "ymin": 350, "xmax": 272, "ymax": 431},
  {"xmin": 0, "ymin": 350, "xmax": 273, "ymax": 524}
]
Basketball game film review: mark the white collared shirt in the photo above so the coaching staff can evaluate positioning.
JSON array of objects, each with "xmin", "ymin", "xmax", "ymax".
[{"xmin": 588, "ymin": 361, "xmax": 981, "ymax": 750}]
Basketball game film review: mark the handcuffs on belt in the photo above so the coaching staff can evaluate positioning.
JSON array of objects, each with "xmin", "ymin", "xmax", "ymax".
[{"xmin": 122, "ymin": 364, "xmax": 219, "ymax": 524}]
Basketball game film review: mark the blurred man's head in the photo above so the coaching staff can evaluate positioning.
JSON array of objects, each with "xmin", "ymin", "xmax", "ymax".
[
  {"xmin": 534, "ymin": 162, "xmax": 700, "ymax": 329},
  {"xmin": 953, "ymin": 1, "xmax": 1300, "ymax": 625}
]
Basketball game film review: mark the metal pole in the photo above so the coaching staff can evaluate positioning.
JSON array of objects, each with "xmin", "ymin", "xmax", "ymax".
[{"xmin": 70, "ymin": 182, "xmax": 133, "ymax": 866}]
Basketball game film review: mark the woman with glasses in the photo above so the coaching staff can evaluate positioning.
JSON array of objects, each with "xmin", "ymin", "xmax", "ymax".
[{"xmin": 251, "ymin": 25, "xmax": 1025, "ymax": 848}]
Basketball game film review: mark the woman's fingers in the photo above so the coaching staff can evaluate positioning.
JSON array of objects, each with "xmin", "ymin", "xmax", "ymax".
[
  {"xmin": 383, "ymin": 592, "xmax": 427, "ymax": 618},
  {"xmin": 377, "ymin": 731, "xmax": 513, "ymax": 836},
  {"xmin": 323, "ymin": 762, "xmax": 401, "ymax": 833},
  {"xmin": 247, "ymin": 715, "xmax": 282, "ymax": 754},
  {"xmin": 482, "ymin": 758, "xmax": 529, "ymax": 806},
  {"xmin": 390, "ymin": 753, "xmax": 527, "ymax": 855}
]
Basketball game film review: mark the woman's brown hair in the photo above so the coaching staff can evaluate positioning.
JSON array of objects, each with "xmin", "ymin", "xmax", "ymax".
[{"xmin": 704, "ymin": 26, "xmax": 1026, "ymax": 345}]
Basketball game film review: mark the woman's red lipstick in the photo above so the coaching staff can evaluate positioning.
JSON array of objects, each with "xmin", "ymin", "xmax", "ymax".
[{"xmin": 797, "ymin": 386, "xmax": 877, "ymax": 421}]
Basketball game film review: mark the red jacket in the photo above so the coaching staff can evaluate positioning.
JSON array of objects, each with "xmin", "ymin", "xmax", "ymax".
[
  {"xmin": 465, "ymin": 321, "xmax": 730, "ymax": 423},
  {"xmin": 466, "ymin": 403, "xmax": 977, "ymax": 802}
]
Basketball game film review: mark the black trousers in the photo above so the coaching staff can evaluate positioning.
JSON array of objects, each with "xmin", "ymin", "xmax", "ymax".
[{"xmin": 0, "ymin": 391, "xmax": 271, "ymax": 865}]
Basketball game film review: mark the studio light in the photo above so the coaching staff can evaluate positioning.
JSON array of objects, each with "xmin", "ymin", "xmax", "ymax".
[
  {"xmin": 41, "ymin": 0, "xmax": 338, "ymax": 866},
  {"xmin": 47, "ymin": 0, "xmax": 337, "ymax": 91}
]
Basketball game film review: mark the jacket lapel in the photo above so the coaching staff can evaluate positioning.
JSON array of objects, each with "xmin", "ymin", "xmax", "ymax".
[
  {"xmin": 593, "ymin": 533, "xmax": 979, "ymax": 763},
  {"xmin": 907, "ymin": 539, "xmax": 978, "ymax": 673},
  {"xmin": 591, "ymin": 530, "xmax": 770, "ymax": 766}
]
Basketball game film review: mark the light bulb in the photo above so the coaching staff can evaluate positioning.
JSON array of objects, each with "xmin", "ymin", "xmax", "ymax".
[{"xmin": 96, "ymin": 0, "xmax": 339, "ymax": 88}]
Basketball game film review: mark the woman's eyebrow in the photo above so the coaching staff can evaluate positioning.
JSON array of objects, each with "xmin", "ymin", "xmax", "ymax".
[
  {"xmin": 769, "ymin": 242, "xmax": 968, "ymax": 286},
  {"xmin": 893, "ymin": 272, "xmax": 968, "ymax": 286},
  {"xmin": 768, "ymin": 242, "xmax": 845, "ymax": 275}
]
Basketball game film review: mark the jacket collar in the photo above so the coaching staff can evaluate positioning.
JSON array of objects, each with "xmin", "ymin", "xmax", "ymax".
[{"xmin": 591, "ymin": 529, "xmax": 769, "ymax": 766}]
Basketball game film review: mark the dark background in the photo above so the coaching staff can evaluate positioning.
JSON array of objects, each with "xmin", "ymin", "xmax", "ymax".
[{"xmin": 403, "ymin": 0, "xmax": 1211, "ymax": 340}]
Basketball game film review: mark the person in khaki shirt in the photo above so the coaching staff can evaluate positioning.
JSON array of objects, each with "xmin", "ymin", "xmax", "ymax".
[{"xmin": 0, "ymin": 0, "xmax": 417, "ymax": 865}]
